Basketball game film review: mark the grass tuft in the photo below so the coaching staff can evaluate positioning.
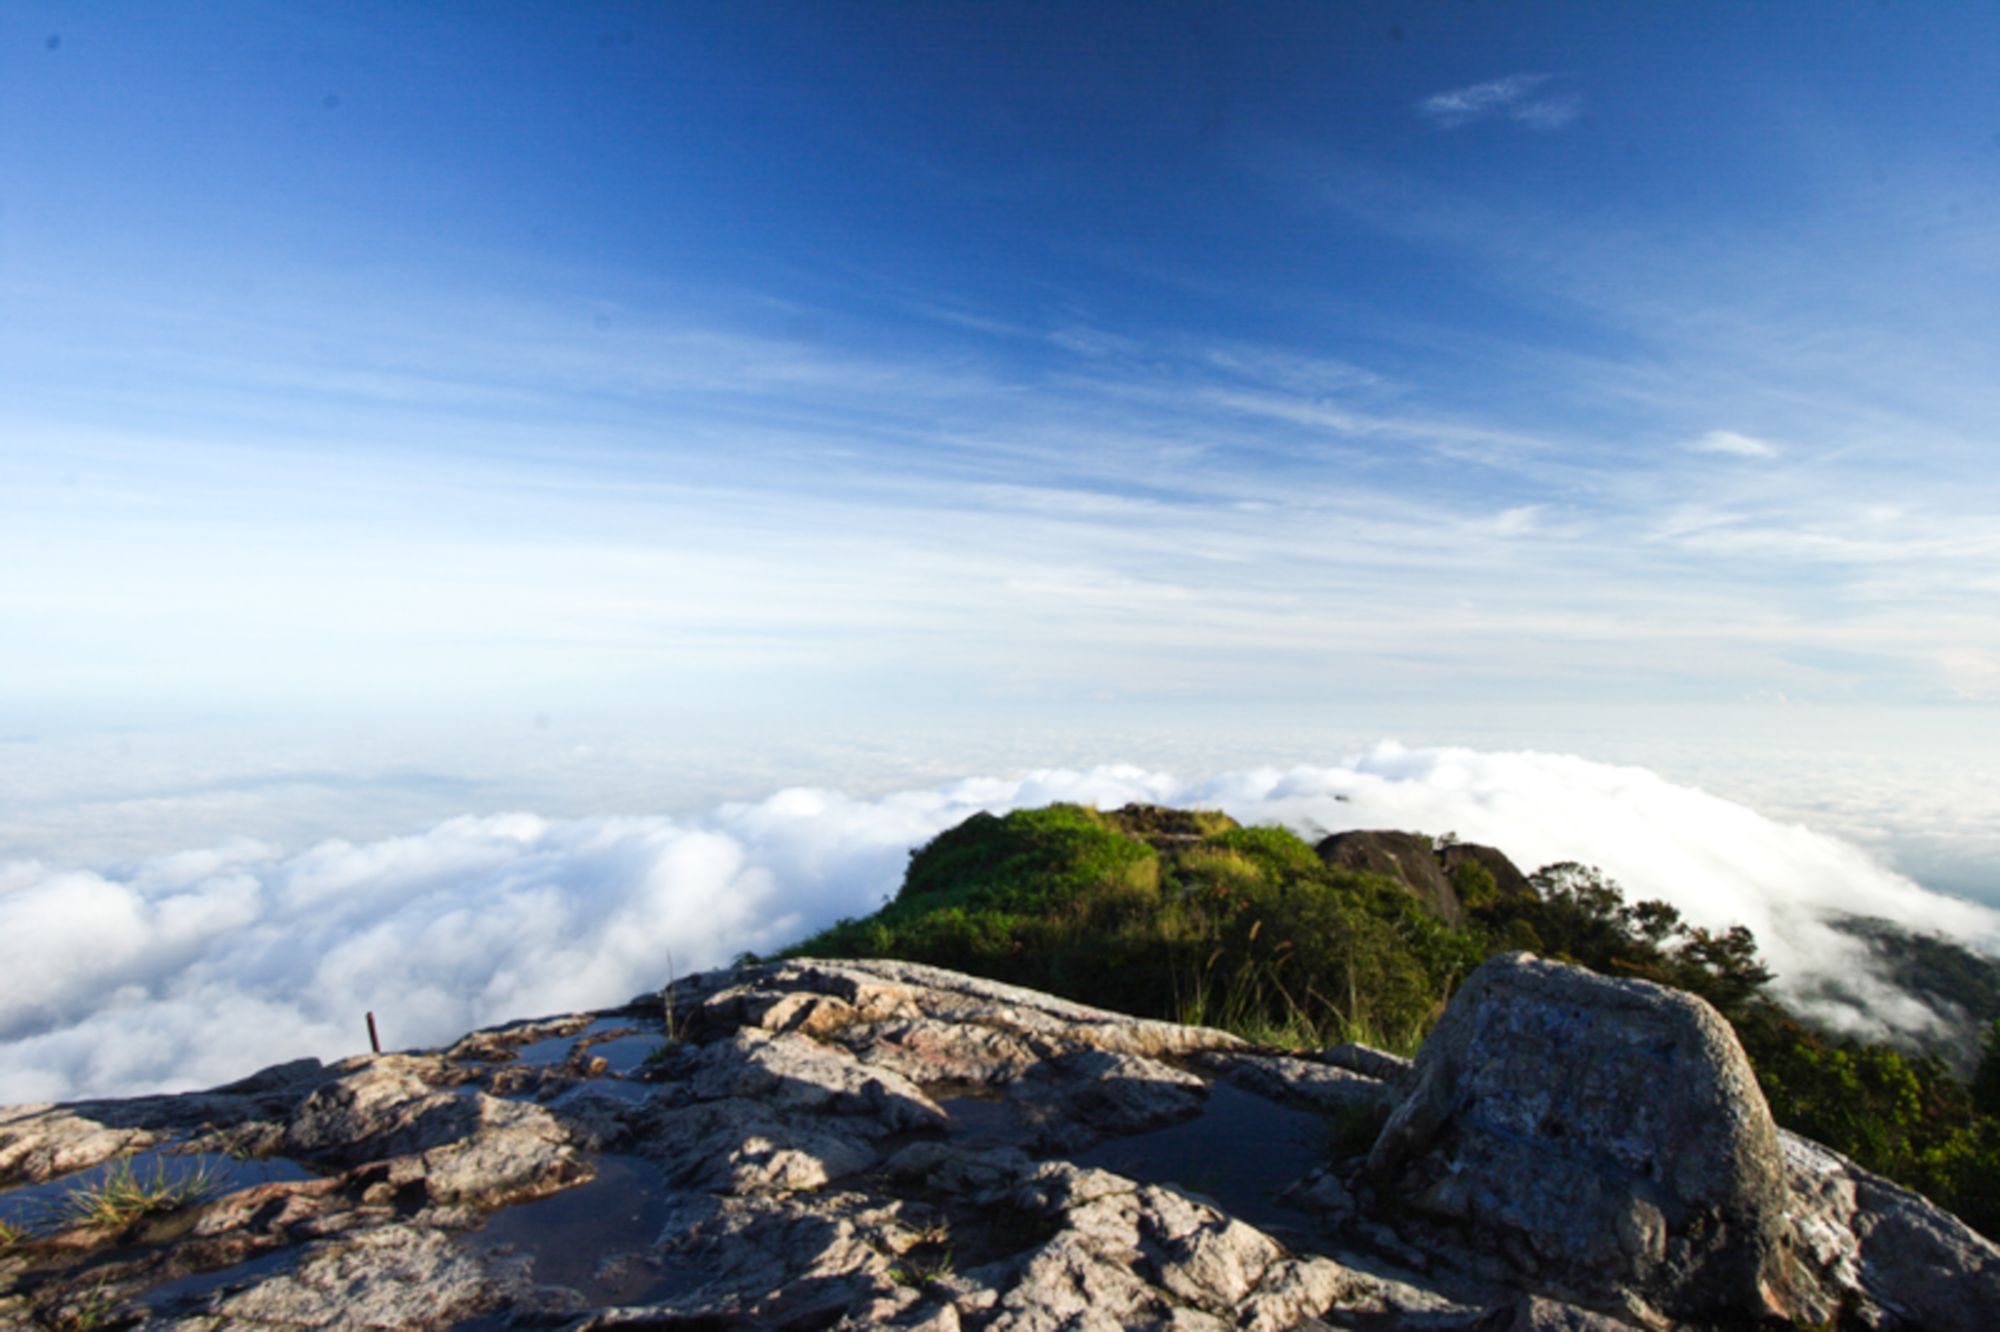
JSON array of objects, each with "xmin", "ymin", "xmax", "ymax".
[
  {"xmin": 57, "ymin": 1155, "xmax": 218, "ymax": 1230},
  {"xmin": 888, "ymin": 1248, "xmax": 955, "ymax": 1288}
]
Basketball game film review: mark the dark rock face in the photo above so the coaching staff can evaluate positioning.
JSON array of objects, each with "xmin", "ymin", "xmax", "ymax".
[
  {"xmin": 1313, "ymin": 831, "xmax": 1536, "ymax": 927},
  {"xmin": 1, "ymin": 955, "xmax": 1995, "ymax": 1329},
  {"xmin": 1442, "ymin": 842, "xmax": 1537, "ymax": 901},
  {"xmin": 1315, "ymin": 829, "xmax": 1466, "ymax": 924}
]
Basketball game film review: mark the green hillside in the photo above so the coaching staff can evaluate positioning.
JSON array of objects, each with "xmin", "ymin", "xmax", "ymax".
[
  {"xmin": 791, "ymin": 803, "xmax": 1481, "ymax": 1051},
  {"xmin": 782, "ymin": 802, "xmax": 2000, "ymax": 1239}
]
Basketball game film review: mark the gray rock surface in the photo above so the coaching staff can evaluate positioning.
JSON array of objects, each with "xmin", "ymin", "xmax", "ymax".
[
  {"xmin": 2, "ymin": 953, "xmax": 1995, "ymax": 1329},
  {"xmin": 1366, "ymin": 953, "xmax": 1793, "ymax": 1320},
  {"xmin": 1362, "ymin": 951, "xmax": 1996, "ymax": 1327},
  {"xmin": 1779, "ymin": 1128, "xmax": 2000, "ymax": 1332}
]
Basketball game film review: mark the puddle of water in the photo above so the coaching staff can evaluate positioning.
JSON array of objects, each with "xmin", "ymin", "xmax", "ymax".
[
  {"xmin": 461, "ymin": 1154, "xmax": 679, "ymax": 1304},
  {"xmin": 939, "ymin": 1095, "xmax": 1018, "ymax": 1148},
  {"xmin": 510, "ymin": 1017, "xmax": 647, "ymax": 1068},
  {"xmin": 585, "ymin": 1033, "xmax": 666, "ymax": 1075},
  {"xmin": 1070, "ymin": 1083, "xmax": 1328, "ymax": 1240},
  {"xmin": 135, "ymin": 1245, "xmax": 299, "ymax": 1316},
  {"xmin": 511, "ymin": 1034, "xmax": 583, "ymax": 1067},
  {"xmin": 0, "ymin": 1148, "xmax": 315, "ymax": 1232},
  {"xmin": 558, "ymin": 1078, "xmax": 657, "ymax": 1107}
]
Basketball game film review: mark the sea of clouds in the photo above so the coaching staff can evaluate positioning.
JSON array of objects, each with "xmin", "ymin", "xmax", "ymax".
[{"xmin": 5, "ymin": 744, "xmax": 1998, "ymax": 1104}]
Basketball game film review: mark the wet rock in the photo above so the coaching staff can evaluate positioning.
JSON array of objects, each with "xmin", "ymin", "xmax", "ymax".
[
  {"xmin": 0, "ymin": 1064, "xmax": 338, "ymax": 1191},
  {"xmin": 611, "ymin": 1187, "xmax": 907, "ymax": 1325},
  {"xmin": 642, "ymin": 1095, "xmax": 886, "ymax": 1193},
  {"xmin": 410, "ymin": 1095, "xmax": 584, "ymax": 1206},
  {"xmin": 1365, "ymin": 952, "xmax": 1809, "ymax": 1324},
  {"xmin": 7, "ymin": 954, "xmax": 1998, "ymax": 1329},
  {"xmin": 1280, "ymin": 1165, "xmax": 1356, "ymax": 1224},
  {"xmin": 1011, "ymin": 1049, "xmax": 1207, "ymax": 1152},
  {"xmin": 837, "ymin": 1014, "xmax": 1051, "ymax": 1085},
  {"xmin": 153, "ymin": 1222, "xmax": 530, "ymax": 1328},
  {"xmin": 443, "ymin": 1015, "xmax": 592, "ymax": 1065},
  {"xmin": 1317, "ymin": 1041, "xmax": 1415, "ymax": 1086},
  {"xmin": 987, "ymin": 1160, "xmax": 1362, "ymax": 1331},
  {"xmin": 1472, "ymin": 1293, "xmax": 1646, "ymax": 1330},
  {"xmin": 0, "ymin": 1103, "xmax": 169, "ymax": 1187},
  {"xmin": 1194, "ymin": 1049, "xmax": 1391, "ymax": 1117},
  {"xmin": 679, "ymin": 1026, "xmax": 948, "ymax": 1132},
  {"xmin": 739, "ymin": 957, "xmax": 1250, "ymax": 1061},
  {"xmin": 283, "ymin": 1055, "xmax": 481, "ymax": 1163}
]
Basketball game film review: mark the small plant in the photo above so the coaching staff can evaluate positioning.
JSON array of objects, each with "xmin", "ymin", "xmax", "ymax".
[
  {"xmin": 0, "ymin": 1216, "xmax": 23, "ymax": 1250},
  {"xmin": 888, "ymin": 1249, "xmax": 955, "ymax": 1288},
  {"xmin": 57, "ymin": 1155, "xmax": 217, "ymax": 1230},
  {"xmin": 41, "ymin": 1275, "xmax": 117, "ymax": 1331},
  {"xmin": 1324, "ymin": 1099, "xmax": 1393, "ymax": 1162},
  {"xmin": 660, "ymin": 951, "xmax": 684, "ymax": 1046}
]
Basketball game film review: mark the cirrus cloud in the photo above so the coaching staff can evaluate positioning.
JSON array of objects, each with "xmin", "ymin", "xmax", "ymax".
[
  {"xmin": 1418, "ymin": 74, "xmax": 1581, "ymax": 130},
  {"xmin": 1687, "ymin": 429, "xmax": 1782, "ymax": 459}
]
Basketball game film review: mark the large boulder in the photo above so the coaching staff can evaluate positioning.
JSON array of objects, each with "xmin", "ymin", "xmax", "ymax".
[{"xmin": 1366, "ymin": 952, "xmax": 1818, "ymax": 1324}]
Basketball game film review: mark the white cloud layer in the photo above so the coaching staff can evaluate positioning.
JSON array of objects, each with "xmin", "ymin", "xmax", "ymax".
[{"xmin": 4, "ymin": 747, "xmax": 1995, "ymax": 1103}]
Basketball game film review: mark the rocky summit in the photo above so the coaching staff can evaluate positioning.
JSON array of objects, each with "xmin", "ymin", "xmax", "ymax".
[{"xmin": 2, "ymin": 954, "xmax": 1996, "ymax": 1330}]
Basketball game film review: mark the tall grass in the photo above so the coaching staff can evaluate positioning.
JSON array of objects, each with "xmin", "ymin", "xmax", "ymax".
[
  {"xmin": 56, "ymin": 1155, "xmax": 218, "ymax": 1230},
  {"xmin": 1172, "ymin": 943, "xmax": 1434, "ymax": 1056}
]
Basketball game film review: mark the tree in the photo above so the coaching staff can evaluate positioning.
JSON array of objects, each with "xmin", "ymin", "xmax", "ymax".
[{"xmin": 1974, "ymin": 1018, "xmax": 2000, "ymax": 1118}]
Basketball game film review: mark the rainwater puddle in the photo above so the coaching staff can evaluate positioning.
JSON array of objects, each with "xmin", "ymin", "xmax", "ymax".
[
  {"xmin": 135, "ymin": 1246, "xmax": 299, "ymax": 1316},
  {"xmin": 555, "ymin": 1077, "xmax": 656, "ymax": 1107},
  {"xmin": 460, "ymin": 1154, "xmax": 679, "ymax": 1304},
  {"xmin": 586, "ymin": 1032, "xmax": 666, "ymax": 1075},
  {"xmin": 1070, "ymin": 1083, "xmax": 1327, "ymax": 1240},
  {"xmin": 511, "ymin": 1017, "xmax": 648, "ymax": 1068},
  {"xmin": 939, "ymin": 1093, "xmax": 1018, "ymax": 1147},
  {"xmin": 0, "ymin": 1148, "xmax": 315, "ymax": 1232}
]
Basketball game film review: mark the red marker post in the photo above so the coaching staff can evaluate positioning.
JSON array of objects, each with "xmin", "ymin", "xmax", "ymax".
[{"xmin": 366, "ymin": 1011, "xmax": 382, "ymax": 1054}]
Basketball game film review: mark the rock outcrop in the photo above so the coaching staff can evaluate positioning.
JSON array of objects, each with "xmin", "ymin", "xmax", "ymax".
[
  {"xmin": 1314, "ymin": 832, "xmax": 1534, "ymax": 926},
  {"xmin": 1316, "ymin": 830, "xmax": 1468, "ymax": 924},
  {"xmin": 1439, "ymin": 842, "xmax": 1536, "ymax": 903},
  {"xmin": 2, "ymin": 955, "xmax": 1996, "ymax": 1329}
]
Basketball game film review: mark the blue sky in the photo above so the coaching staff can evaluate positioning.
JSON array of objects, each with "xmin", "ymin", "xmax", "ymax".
[
  {"xmin": 4, "ymin": 1, "xmax": 1999, "ymax": 754},
  {"xmin": 9, "ymin": 3, "xmax": 2000, "ymax": 1096}
]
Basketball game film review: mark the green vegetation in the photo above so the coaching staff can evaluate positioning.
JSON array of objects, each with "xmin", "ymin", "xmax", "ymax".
[
  {"xmin": 39, "ymin": 1278, "xmax": 117, "ymax": 1332},
  {"xmin": 790, "ymin": 804, "xmax": 1479, "ymax": 1052},
  {"xmin": 887, "ymin": 1249, "xmax": 956, "ymax": 1288},
  {"xmin": 784, "ymin": 801, "xmax": 2000, "ymax": 1240},
  {"xmin": 0, "ymin": 1217, "xmax": 22, "ymax": 1250},
  {"xmin": 56, "ymin": 1154, "xmax": 217, "ymax": 1231}
]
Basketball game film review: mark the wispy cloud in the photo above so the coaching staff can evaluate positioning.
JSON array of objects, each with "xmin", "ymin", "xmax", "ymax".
[
  {"xmin": 1418, "ymin": 74, "xmax": 1580, "ymax": 130},
  {"xmin": 1687, "ymin": 429, "xmax": 1781, "ymax": 459}
]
